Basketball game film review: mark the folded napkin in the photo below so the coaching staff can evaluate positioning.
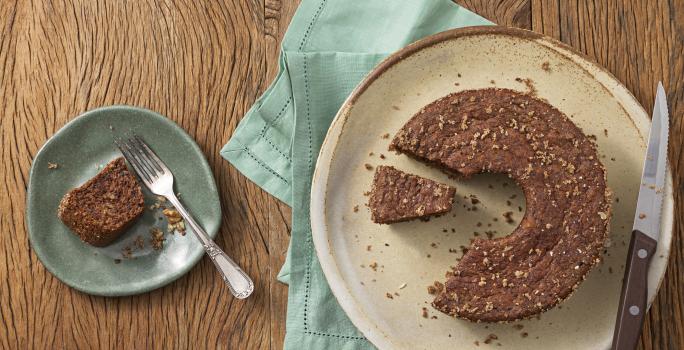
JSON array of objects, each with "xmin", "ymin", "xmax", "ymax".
[{"xmin": 221, "ymin": 1, "xmax": 491, "ymax": 348}]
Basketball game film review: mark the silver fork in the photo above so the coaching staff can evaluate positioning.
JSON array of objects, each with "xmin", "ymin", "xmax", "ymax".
[{"xmin": 116, "ymin": 135, "xmax": 254, "ymax": 299}]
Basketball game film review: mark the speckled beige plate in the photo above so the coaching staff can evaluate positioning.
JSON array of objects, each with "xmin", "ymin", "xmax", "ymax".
[{"xmin": 310, "ymin": 26, "xmax": 673, "ymax": 349}]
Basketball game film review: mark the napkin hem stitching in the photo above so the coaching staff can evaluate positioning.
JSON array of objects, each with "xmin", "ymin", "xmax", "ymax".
[
  {"xmin": 258, "ymin": 97, "xmax": 293, "ymax": 161},
  {"xmin": 242, "ymin": 147, "xmax": 289, "ymax": 184},
  {"xmin": 298, "ymin": 0, "xmax": 328, "ymax": 51}
]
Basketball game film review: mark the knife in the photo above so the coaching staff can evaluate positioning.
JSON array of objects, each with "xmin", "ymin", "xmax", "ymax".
[{"xmin": 611, "ymin": 82, "xmax": 669, "ymax": 350}]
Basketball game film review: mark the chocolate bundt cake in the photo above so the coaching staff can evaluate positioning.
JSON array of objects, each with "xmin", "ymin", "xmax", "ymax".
[{"xmin": 390, "ymin": 88, "xmax": 610, "ymax": 322}]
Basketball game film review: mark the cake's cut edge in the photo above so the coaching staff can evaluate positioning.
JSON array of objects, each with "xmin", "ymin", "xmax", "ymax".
[
  {"xmin": 368, "ymin": 165, "xmax": 456, "ymax": 224},
  {"xmin": 57, "ymin": 157, "xmax": 145, "ymax": 247}
]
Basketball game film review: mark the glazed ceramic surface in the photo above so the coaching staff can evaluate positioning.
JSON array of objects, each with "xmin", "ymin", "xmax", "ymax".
[
  {"xmin": 311, "ymin": 27, "xmax": 673, "ymax": 349},
  {"xmin": 27, "ymin": 106, "xmax": 222, "ymax": 296}
]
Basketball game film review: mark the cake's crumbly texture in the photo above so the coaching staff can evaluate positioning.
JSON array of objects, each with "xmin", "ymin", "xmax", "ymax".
[
  {"xmin": 390, "ymin": 88, "xmax": 611, "ymax": 322},
  {"xmin": 58, "ymin": 157, "xmax": 144, "ymax": 247},
  {"xmin": 368, "ymin": 165, "xmax": 455, "ymax": 224}
]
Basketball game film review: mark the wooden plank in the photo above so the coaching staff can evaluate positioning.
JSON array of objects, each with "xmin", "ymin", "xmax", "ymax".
[{"xmin": 457, "ymin": 0, "xmax": 532, "ymax": 29}]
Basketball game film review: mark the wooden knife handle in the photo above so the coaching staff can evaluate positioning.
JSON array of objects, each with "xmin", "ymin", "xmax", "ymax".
[{"xmin": 611, "ymin": 230, "xmax": 657, "ymax": 350}]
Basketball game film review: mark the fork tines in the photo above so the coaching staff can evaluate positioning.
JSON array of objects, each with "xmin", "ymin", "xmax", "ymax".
[{"xmin": 115, "ymin": 136, "xmax": 169, "ymax": 185}]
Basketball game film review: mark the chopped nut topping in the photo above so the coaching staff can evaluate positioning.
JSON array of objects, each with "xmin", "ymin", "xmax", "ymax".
[
  {"xmin": 460, "ymin": 114, "xmax": 469, "ymax": 130},
  {"xmin": 163, "ymin": 208, "xmax": 186, "ymax": 235},
  {"xmin": 163, "ymin": 208, "xmax": 182, "ymax": 223}
]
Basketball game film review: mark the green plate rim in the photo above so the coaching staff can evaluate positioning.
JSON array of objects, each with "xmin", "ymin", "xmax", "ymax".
[{"xmin": 26, "ymin": 105, "xmax": 222, "ymax": 297}]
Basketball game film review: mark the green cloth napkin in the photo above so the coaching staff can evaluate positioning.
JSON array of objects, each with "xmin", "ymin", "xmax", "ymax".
[{"xmin": 221, "ymin": 1, "xmax": 491, "ymax": 348}]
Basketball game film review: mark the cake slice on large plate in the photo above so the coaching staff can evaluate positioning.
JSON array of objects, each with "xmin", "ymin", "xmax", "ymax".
[{"xmin": 368, "ymin": 165, "xmax": 456, "ymax": 224}]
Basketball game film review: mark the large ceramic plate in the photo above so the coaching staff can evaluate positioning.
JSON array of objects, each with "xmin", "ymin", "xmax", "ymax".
[
  {"xmin": 311, "ymin": 27, "xmax": 673, "ymax": 349},
  {"xmin": 27, "ymin": 106, "xmax": 221, "ymax": 296}
]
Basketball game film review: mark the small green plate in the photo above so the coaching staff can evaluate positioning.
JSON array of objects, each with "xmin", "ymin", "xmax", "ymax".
[{"xmin": 27, "ymin": 106, "xmax": 222, "ymax": 296}]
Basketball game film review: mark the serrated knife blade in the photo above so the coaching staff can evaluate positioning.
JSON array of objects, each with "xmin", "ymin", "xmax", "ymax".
[
  {"xmin": 632, "ymin": 82, "xmax": 669, "ymax": 240},
  {"xmin": 612, "ymin": 82, "xmax": 669, "ymax": 350}
]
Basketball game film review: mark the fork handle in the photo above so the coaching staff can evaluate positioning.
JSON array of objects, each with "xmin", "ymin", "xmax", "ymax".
[{"xmin": 166, "ymin": 195, "xmax": 254, "ymax": 299}]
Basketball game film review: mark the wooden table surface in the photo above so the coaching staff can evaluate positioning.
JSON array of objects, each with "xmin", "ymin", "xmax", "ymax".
[{"xmin": 0, "ymin": 0, "xmax": 681, "ymax": 349}]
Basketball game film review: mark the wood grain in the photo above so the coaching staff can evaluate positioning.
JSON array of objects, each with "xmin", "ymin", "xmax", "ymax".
[{"xmin": 0, "ymin": 0, "xmax": 681, "ymax": 349}]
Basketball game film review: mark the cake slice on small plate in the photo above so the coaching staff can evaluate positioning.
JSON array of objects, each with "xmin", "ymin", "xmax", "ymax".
[
  {"xmin": 368, "ymin": 165, "xmax": 455, "ymax": 224},
  {"xmin": 58, "ymin": 157, "xmax": 144, "ymax": 247}
]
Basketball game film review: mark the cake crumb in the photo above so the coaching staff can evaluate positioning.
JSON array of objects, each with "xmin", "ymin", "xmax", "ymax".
[
  {"xmin": 369, "ymin": 152, "xmax": 375, "ymax": 156},
  {"xmin": 369, "ymin": 262, "xmax": 378, "ymax": 271},
  {"xmin": 353, "ymin": 205, "xmax": 359, "ymax": 213},
  {"xmin": 638, "ymin": 213, "xmax": 646, "ymax": 219},
  {"xmin": 434, "ymin": 281, "xmax": 444, "ymax": 292},
  {"xmin": 521, "ymin": 332, "xmax": 529, "ymax": 338},
  {"xmin": 150, "ymin": 227, "xmax": 165, "ymax": 250},
  {"xmin": 381, "ymin": 133, "xmax": 390, "ymax": 139},
  {"xmin": 483, "ymin": 334, "xmax": 498, "ymax": 344},
  {"xmin": 392, "ymin": 106, "xmax": 400, "ymax": 111},
  {"xmin": 134, "ymin": 235, "xmax": 145, "ymax": 249},
  {"xmin": 379, "ymin": 154, "xmax": 386, "ymax": 159},
  {"xmin": 541, "ymin": 61, "xmax": 551, "ymax": 72},
  {"xmin": 47, "ymin": 162, "xmax": 59, "ymax": 169},
  {"xmin": 121, "ymin": 246, "xmax": 133, "ymax": 259},
  {"xmin": 366, "ymin": 245, "xmax": 372, "ymax": 251},
  {"xmin": 503, "ymin": 211, "xmax": 515, "ymax": 224},
  {"xmin": 427, "ymin": 285, "xmax": 437, "ymax": 294},
  {"xmin": 422, "ymin": 307, "xmax": 429, "ymax": 318},
  {"xmin": 385, "ymin": 292, "xmax": 394, "ymax": 299},
  {"xmin": 365, "ymin": 163, "xmax": 373, "ymax": 170}
]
